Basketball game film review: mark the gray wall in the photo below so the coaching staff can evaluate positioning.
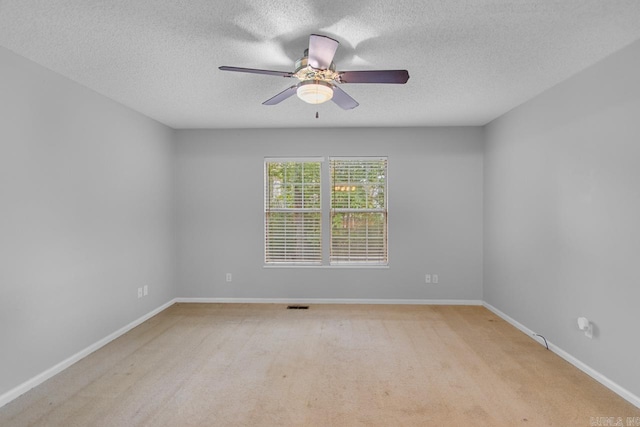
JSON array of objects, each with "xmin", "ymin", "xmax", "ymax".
[
  {"xmin": 0, "ymin": 47, "xmax": 176, "ymax": 396},
  {"xmin": 175, "ymin": 127, "xmax": 483, "ymax": 301},
  {"xmin": 484, "ymin": 39, "xmax": 640, "ymax": 397}
]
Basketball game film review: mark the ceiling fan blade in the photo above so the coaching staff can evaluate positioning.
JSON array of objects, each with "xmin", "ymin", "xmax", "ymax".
[
  {"xmin": 338, "ymin": 70, "xmax": 410, "ymax": 84},
  {"xmin": 331, "ymin": 86, "xmax": 359, "ymax": 110},
  {"xmin": 262, "ymin": 86, "xmax": 298, "ymax": 105},
  {"xmin": 308, "ymin": 34, "xmax": 339, "ymax": 70},
  {"xmin": 219, "ymin": 66, "xmax": 293, "ymax": 78}
]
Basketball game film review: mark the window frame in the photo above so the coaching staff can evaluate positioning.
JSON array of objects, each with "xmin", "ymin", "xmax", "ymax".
[{"xmin": 264, "ymin": 156, "xmax": 388, "ymax": 268}]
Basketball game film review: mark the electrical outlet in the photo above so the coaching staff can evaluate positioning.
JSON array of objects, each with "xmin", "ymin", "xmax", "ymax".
[
  {"xmin": 433, "ymin": 274, "xmax": 439, "ymax": 284},
  {"xmin": 137, "ymin": 287, "xmax": 143, "ymax": 298},
  {"xmin": 425, "ymin": 274, "xmax": 431, "ymax": 284},
  {"xmin": 143, "ymin": 285, "xmax": 148, "ymax": 296},
  {"xmin": 226, "ymin": 273, "xmax": 232, "ymax": 282}
]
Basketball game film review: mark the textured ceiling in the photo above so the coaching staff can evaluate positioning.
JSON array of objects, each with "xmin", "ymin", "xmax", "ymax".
[{"xmin": 2, "ymin": 1, "xmax": 640, "ymax": 129}]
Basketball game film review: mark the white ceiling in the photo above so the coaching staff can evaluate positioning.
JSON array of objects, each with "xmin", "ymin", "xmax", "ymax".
[{"xmin": 2, "ymin": 1, "xmax": 640, "ymax": 129}]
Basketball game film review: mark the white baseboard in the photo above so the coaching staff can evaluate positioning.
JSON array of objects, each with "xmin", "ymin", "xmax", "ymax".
[
  {"xmin": 0, "ymin": 298, "xmax": 177, "ymax": 409},
  {"xmin": 483, "ymin": 302, "xmax": 640, "ymax": 409},
  {"xmin": 175, "ymin": 297, "xmax": 483, "ymax": 306}
]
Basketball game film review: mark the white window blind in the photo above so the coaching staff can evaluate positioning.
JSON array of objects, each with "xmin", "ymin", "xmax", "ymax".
[
  {"xmin": 330, "ymin": 158, "xmax": 388, "ymax": 265},
  {"xmin": 264, "ymin": 160, "xmax": 322, "ymax": 264}
]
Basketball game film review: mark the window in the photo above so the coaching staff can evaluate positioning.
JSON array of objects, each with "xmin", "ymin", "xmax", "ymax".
[
  {"xmin": 264, "ymin": 157, "xmax": 388, "ymax": 266},
  {"xmin": 264, "ymin": 159, "xmax": 322, "ymax": 264},
  {"xmin": 330, "ymin": 158, "xmax": 388, "ymax": 264}
]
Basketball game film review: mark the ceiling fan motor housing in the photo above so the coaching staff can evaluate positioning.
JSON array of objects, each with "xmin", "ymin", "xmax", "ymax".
[{"xmin": 294, "ymin": 55, "xmax": 337, "ymax": 83}]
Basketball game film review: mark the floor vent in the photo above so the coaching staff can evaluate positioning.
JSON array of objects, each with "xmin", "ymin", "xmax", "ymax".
[{"xmin": 287, "ymin": 305, "xmax": 309, "ymax": 310}]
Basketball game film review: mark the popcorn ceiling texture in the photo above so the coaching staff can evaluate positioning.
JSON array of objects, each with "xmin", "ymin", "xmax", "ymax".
[{"xmin": 1, "ymin": 0, "xmax": 640, "ymax": 129}]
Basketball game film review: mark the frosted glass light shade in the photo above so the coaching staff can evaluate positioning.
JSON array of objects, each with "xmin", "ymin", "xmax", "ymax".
[{"xmin": 297, "ymin": 81, "xmax": 333, "ymax": 104}]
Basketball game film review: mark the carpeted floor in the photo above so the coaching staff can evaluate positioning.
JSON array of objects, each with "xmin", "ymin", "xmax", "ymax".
[{"xmin": 1, "ymin": 303, "xmax": 638, "ymax": 426}]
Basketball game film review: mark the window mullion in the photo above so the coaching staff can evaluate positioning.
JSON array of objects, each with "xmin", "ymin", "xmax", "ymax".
[{"xmin": 321, "ymin": 159, "xmax": 331, "ymax": 265}]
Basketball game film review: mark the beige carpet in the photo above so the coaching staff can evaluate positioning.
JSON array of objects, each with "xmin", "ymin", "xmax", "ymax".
[{"xmin": 1, "ymin": 303, "xmax": 638, "ymax": 426}]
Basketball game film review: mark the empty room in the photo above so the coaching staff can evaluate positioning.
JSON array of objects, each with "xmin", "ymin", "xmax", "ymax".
[{"xmin": 1, "ymin": 1, "xmax": 640, "ymax": 426}]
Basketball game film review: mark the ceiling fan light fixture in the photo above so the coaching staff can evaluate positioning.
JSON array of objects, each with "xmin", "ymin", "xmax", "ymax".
[{"xmin": 296, "ymin": 80, "xmax": 333, "ymax": 104}]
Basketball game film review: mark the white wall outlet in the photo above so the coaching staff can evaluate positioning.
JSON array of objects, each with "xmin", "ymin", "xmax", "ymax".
[
  {"xmin": 577, "ymin": 317, "xmax": 593, "ymax": 339},
  {"xmin": 425, "ymin": 274, "xmax": 431, "ymax": 284},
  {"xmin": 226, "ymin": 273, "xmax": 232, "ymax": 282},
  {"xmin": 433, "ymin": 274, "xmax": 439, "ymax": 284},
  {"xmin": 143, "ymin": 285, "xmax": 148, "ymax": 296},
  {"xmin": 137, "ymin": 287, "xmax": 143, "ymax": 298}
]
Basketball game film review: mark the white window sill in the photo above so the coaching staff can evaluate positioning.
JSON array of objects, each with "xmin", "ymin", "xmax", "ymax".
[{"xmin": 263, "ymin": 264, "xmax": 389, "ymax": 269}]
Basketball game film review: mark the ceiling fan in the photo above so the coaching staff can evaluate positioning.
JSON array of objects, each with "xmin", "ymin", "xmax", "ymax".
[{"xmin": 219, "ymin": 34, "xmax": 410, "ymax": 110}]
